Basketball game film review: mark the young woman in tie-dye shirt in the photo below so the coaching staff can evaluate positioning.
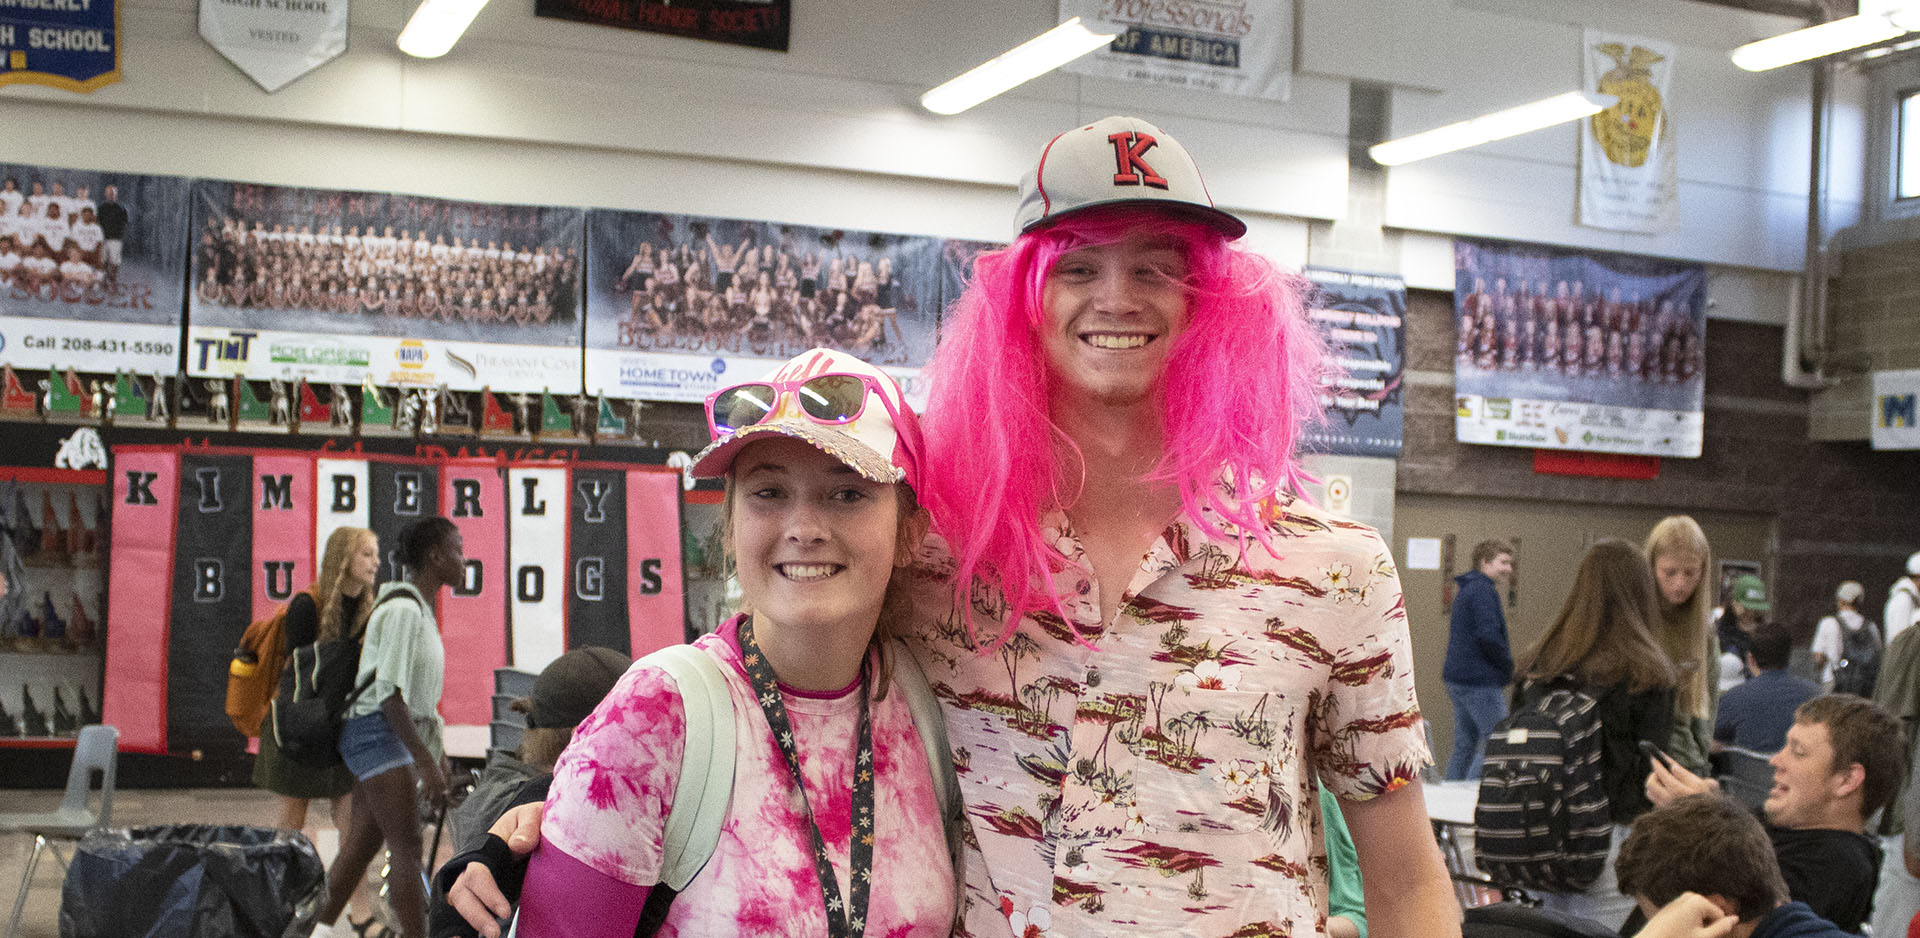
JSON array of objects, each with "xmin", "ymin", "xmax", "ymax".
[{"xmin": 515, "ymin": 349, "xmax": 954, "ymax": 937}]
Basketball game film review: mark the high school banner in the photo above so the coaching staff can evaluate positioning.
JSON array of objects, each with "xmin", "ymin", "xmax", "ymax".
[
  {"xmin": 1579, "ymin": 30, "xmax": 1677, "ymax": 233},
  {"xmin": 1304, "ymin": 268, "xmax": 1405, "ymax": 458},
  {"xmin": 1873, "ymin": 369, "xmax": 1920, "ymax": 451},
  {"xmin": 1453, "ymin": 238, "xmax": 1706, "ymax": 458},
  {"xmin": 0, "ymin": 0, "xmax": 120, "ymax": 91},
  {"xmin": 185, "ymin": 181, "xmax": 586, "ymax": 393},
  {"xmin": 1058, "ymin": 0, "xmax": 1291, "ymax": 101},
  {"xmin": 583, "ymin": 209, "xmax": 941, "ymax": 404},
  {"xmin": 104, "ymin": 445, "xmax": 685, "ymax": 753},
  {"xmin": 198, "ymin": 0, "xmax": 349, "ymax": 92},
  {"xmin": 533, "ymin": 0, "xmax": 788, "ymax": 51},
  {"xmin": 0, "ymin": 163, "xmax": 190, "ymax": 374}
]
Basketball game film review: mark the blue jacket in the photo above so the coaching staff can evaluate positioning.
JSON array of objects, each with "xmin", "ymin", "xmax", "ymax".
[
  {"xmin": 1751, "ymin": 901, "xmax": 1856, "ymax": 938},
  {"xmin": 1443, "ymin": 569, "xmax": 1512, "ymax": 686}
]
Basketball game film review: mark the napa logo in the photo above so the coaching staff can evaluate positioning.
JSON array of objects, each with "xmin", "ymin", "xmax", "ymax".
[{"xmin": 397, "ymin": 340, "xmax": 429, "ymax": 370}]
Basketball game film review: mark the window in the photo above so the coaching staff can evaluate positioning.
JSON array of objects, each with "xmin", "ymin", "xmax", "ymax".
[{"xmin": 1902, "ymin": 88, "xmax": 1920, "ymax": 200}]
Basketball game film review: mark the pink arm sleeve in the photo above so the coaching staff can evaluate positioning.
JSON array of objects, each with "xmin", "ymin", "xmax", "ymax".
[{"xmin": 517, "ymin": 842, "xmax": 653, "ymax": 937}]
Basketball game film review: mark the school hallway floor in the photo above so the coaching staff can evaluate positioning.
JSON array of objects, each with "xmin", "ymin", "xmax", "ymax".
[{"xmin": 0, "ymin": 787, "xmax": 362, "ymax": 938}]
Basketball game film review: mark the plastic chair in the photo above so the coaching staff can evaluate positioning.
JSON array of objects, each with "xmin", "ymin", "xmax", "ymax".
[
  {"xmin": 1718, "ymin": 745, "xmax": 1775, "ymax": 811},
  {"xmin": 493, "ymin": 667, "xmax": 536, "ymax": 700},
  {"xmin": 491, "ymin": 693, "xmax": 523, "ymax": 723},
  {"xmin": 2, "ymin": 723, "xmax": 118, "ymax": 938}
]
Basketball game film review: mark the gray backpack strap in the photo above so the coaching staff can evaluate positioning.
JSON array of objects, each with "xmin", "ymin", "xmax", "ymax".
[
  {"xmin": 643, "ymin": 643, "xmax": 737, "ymax": 891},
  {"xmin": 891, "ymin": 639, "xmax": 965, "ymax": 902}
]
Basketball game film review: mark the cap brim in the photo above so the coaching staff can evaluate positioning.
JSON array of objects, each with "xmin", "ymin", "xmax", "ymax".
[
  {"xmin": 691, "ymin": 422, "xmax": 905, "ymax": 484},
  {"xmin": 1021, "ymin": 197, "xmax": 1247, "ymax": 239}
]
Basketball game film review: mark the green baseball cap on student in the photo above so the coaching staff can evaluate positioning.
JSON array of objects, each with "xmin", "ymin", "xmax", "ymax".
[{"xmin": 1731, "ymin": 574, "xmax": 1770, "ymax": 612}]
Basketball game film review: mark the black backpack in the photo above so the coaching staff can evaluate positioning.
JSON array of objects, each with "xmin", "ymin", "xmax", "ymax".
[
  {"xmin": 1832, "ymin": 618, "xmax": 1883, "ymax": 697},
  {"xmin": 267, "ymin": 591, "xmax": 419, "ymax": 766},
  {"xmin": 1474, "ymin": 680, "xmax": 1613, "ymax": 892}
]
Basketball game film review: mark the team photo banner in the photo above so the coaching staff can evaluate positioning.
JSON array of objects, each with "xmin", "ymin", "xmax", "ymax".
[
  {"xmin": 1304, "ymin": 268, "xmax": 1404, "ymax": 458},
  {"xmin": 0, "ymin": 163, "xmax": 190, "ymax": 374},
  {"xmin": 104, "ymin": 446, "xmax": 687, "ymax": 751},
  {"xmin": 185, "ymin": 180, "xmax": 586, "ymax": 393},
  {"xmin": 1453, "ymin": 238, "xmax": 1706, "ymax": 458},
  {"xmin": 1058, "ymin": 0, "xmax": 1291, "ymax": 100},
  {"xmin": 582, "ymin": 209, "xmax": 942, "ymax": 403}
]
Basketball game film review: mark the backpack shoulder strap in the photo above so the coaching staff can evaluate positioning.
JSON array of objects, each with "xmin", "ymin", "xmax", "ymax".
[
  {"xmin": 891, "ymin": 639, "xmax": 966, "ymax": 901},
  {"xmin": 642, "ymin": 643, "xmax": 736, "ymax": 892}
]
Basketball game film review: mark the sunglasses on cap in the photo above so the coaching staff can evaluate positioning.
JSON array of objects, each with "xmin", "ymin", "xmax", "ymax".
[{"xmin": 703, "ymin": 372, "xmax": 901, "ymax": 438}]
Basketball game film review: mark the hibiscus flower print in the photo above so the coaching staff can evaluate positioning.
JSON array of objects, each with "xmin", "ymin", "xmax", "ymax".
[
  {"xmin": 1174, "ymin": 659, "xmax": 1240, "ymax": 691},
  {"xmin": 1009, "ymin": 903, "xmax": 1052, "ymax": 937}
]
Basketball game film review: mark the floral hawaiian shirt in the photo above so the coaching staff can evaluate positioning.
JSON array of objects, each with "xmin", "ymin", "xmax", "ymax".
[{"xmin": 902, "ymin": 493, "xmax": 1429, "ymax": 938}]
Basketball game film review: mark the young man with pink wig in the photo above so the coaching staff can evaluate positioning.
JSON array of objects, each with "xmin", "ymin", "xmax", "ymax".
[{"xmin": 902, "ymin": 116, "xmax": 1457, "ymax": 938}]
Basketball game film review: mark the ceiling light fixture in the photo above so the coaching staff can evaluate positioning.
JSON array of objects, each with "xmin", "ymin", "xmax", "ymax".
[
  {"xmin": 1368, "ymin": 90, "xmax": 1617, "ymax": 167},
  {"xmin": 397, "ymin": 0, "xmax": 491, "ymax": 59},
  {"xmin": 920, "ymin": 17, "xmax": 1119, "ymax": 116},
  {"xmin": 1730, "ymin": 11, "xmax": 1915, "ymax": 71}
]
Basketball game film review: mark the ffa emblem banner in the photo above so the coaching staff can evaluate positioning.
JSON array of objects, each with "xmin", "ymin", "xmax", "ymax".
[
  {"xmin": 0, "ymin": 0, "xmax": 119, "ymax": 92},
  {"xmin": 1579, "ymin": 30, "xmax": 1677, "ymax": 233},
  {"xmin": 104, "ymin": 445, "xmax": 685, "ymax": 754}
]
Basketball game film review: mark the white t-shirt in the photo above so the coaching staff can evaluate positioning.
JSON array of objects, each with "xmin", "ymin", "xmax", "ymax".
[
  {"xmin": 1812, "ymin": 608, "xmax": 1867, "ymax": 686},
  {"xmin": 37, "ymin": 219, "xmax": 68, "ymax": 252},
  {"xmin": 59, "ymin": 260, "xmax": 96, "ymax": 284},
  {"xmin": 0, "ymin": 191, "xmax": 22, "ymax": 218},
  {"xmin": 69, "ymin": 222, "xmax": 103, "ymax": 252},
  {"xmin": 23, "ymin": 255, "xmax": 57, "ymax": 278}
]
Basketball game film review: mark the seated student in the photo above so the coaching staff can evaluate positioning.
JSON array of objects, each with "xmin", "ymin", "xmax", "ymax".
[
  {"xmin": 1619, "ymin": 793, "xmax": 1858, "ymax": 938},
  {"xmin": 1648, "ymin": 694, "xmax": 1906, "ymax": 934},
  {"xmin": 1716, "ymin": 623, "xmax": 1822, "ymax": 753}
]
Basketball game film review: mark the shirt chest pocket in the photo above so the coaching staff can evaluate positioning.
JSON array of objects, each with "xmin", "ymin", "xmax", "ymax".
[{"xmin": 1123, "ymin": 687, "xmax": 1280, "ymax": 836}]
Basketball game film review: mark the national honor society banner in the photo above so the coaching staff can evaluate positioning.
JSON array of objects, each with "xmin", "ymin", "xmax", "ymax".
[
  {"xmin": 103, "ymin": 445, "xmax": 684, "ymax": 754},
  {"xmin": 582, "ymin": 209, "xmax": 943, "ymax": 404},
  {"xmin": 1304, "ymin": 268, "xmax": 1404, "ymax": 457},
  {"xmin": 1453, "ymin": 238, "xmax": 1706, "ymax": 458},
  {"xmin": 185, "ymin": 181, "xmax": 586, "ymax": 394},
  {"xmin": 0, "ymin": 163, "xmax": 190, "ymax": 374},
  {"xmin": 1058, "ymin": 0, "xmax": 1291, "ymax": 100},
  {"xmin": 0, "ymin": 0, "xmax": 120, "ymax": 92},
  {"xmin": 533, "ymin": 0, "xmax": 788, "ymax": 51},
  {"xmin": 1579, "ymin": 30, "xmax": 1678, "ymax": 233}
]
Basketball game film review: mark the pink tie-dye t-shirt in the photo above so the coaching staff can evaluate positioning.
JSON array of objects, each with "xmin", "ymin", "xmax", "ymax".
[{"xmin": 526, "ymin": 618, "xmax": 956, "ymax": 937}]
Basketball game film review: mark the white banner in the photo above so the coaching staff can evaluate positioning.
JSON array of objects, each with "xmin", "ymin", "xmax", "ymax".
[
  {"xmin": 0, "ymin": 315, "xmax": 179, "ymax": 373},
  {"xmin": 1872, "ymin": 369, "xmax": 1920, "ymax": 450},
  {"xmin": 1454, "ymin": 395, "xmax": 1702, "ymax": 457},
  {"xmin": 1579, "ymin": 30, "xmax": 1677, "ymax": 233},
  {"xmin": 185, "ymin": 325, "xmax": 583, "ymax": 395},
  {"xmin": 314, "ymin": 457, "xmax": 370, "ymax": 567},
  {"xmin": 199, "ymin": 0, "xmax": 348, "ymax": 93},
  {"xmin": 1058, "ymin": 1, "xmax": 1291, "ymax": 101},
  {"xmin": 506, "ymin": 467, "xmax": 568, "ymax": 672}
]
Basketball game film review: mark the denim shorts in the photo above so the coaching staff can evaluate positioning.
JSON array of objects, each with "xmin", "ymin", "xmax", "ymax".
[{"xmin": 338, "ymin": 711, "xmax": 413, "ymax": 781}]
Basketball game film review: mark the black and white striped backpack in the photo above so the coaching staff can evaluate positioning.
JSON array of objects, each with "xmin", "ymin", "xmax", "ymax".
[{"xmin": 1473, "ymin": 680, "xmax": 1613, "ymax": 892}]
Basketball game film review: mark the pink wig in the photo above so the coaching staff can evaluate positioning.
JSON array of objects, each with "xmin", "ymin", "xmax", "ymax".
[{"xmin": 919, "ymin": 206, "xmax": 1326, "ymax": 647}]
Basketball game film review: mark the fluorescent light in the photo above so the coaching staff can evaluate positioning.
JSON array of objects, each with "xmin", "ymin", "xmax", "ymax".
[
  {"xmin": 1730, "ymin": 13, "xmax": 1911, "ymax": 71},
  {"xmin": 1368, "ymin": 91, "xmax": 1617, "ymax": 167},
  {"xmin": 397, "ymin": 0, "xmax": 490, "ymax": 58},
  {"xmin": 920, "ymin": 18, "xmax": 1118, "ymax": 116}
]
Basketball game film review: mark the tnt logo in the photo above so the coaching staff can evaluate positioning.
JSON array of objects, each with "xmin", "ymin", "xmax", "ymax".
[
  {"xmin": 397, "ymin": 340, "xmax": 428, "ymax": 369},
  {"xmin": 1882, "ymin": 393, "xmax": 1917, "ymax": 429},
  {"xmin": 192, "ymin": 331, "xmax": 259, "ymax": 372}
]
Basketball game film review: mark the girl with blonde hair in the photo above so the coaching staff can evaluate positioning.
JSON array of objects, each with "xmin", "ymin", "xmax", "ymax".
[
  {"xmin": 1644, "ymin": 515, "xmax": 1717, "ymax": 775},
  {"xmin": 1517, "ymin": 537, "xmax": 1677, "ymax": 928}
]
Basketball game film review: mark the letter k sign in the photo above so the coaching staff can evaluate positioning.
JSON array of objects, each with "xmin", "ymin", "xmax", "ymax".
[{"xmin": 1107, "ymin": 132, "xmax": 1169, "ymax": 189}]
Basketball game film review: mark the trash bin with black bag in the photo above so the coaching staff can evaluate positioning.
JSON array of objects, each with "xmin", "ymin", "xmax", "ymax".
[{"xmin": 60, "ymin": 824, "xmax": 325, "ymax": 938}]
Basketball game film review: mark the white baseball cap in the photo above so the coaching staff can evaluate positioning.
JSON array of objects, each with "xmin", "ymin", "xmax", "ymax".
[
  {"xmin": 1014, "ymin": 115, "xmax": 1245, "ymax": 239},
  {"xmin": 1837, "ymin": 581, "xmax": 1865, "ymax": 604},
  {"xmin": 692, "ymin": 348, "xmax": 920, "ymax": 487}
]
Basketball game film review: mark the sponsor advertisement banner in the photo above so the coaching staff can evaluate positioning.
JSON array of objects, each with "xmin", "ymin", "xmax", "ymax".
[
  {"xmin": 1579, "ymin": 30, "xmax": 1678, "ymax": 233},
  {"xmin": 1058, "ymin": 0, "xmax": 1291, "ymax": 100},
  {"xmin": 1304, "ymin": 267, "xmax": 1404, "ymax": 457},
  {"xmin": 1453, "ymin": 237, "xmax": 1706, "ymax": 457},
  {"xmin": 0, "ymin": 0, "xmax": 119, "ymax": 91},
  {"xmin": 186, "ymin": 180, "xmax": 585, "ymax": 392},
  {"xmin": 583, "ymin": 209, "xmax": 942, "ymax": 403},
  {"xmin": 533, "ymin": 0, "xmax": 788, "ymax": 51},
  {"xmin": 1873, "ymin": 368, "xmax": 1920, "ymax": 451},
  {"xmin": 0, "ymin": 163, "xmax": 190, "ymax": 373},
  {"xmin": 198, "ymin": 0, "xmax": 348, "ymax": 92},
  {"xmin": 103, "ymin": 448, "xmax": 177, "ymax": 753}
]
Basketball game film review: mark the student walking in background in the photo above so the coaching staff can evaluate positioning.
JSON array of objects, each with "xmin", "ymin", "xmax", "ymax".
[{"xmin": 1444, "ymin": 539, "xmax": 1514, "ymax": 780}]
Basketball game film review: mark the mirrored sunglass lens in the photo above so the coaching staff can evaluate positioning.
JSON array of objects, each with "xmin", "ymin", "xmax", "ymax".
[
  {"xmin": 713, "ymin": 384, "xmax": 777, "ymax": 430},
  {"xmin": 797, "ymin": 375, "xmax": 866, "ymax": 422}
]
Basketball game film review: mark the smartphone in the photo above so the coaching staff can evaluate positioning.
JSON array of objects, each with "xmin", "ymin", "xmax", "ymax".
[{"xmin": 1638, "ymin": 740, "xmax": 1671, "ymax": 765}]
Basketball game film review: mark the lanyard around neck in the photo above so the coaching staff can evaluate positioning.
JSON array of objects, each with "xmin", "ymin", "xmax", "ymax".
[{"xmin": 738, "ymin": 617, "xmax": 875, "ymax": 938}]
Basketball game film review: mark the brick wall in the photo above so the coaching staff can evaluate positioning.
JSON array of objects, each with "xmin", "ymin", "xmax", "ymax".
[
  {"xmin": 1398, "ymin": 287, "xmax": 1920, "ymax": 628},
  {"xmin": 1811, "ymin": 238, "xmax": 1920, "ymax": 439}
]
